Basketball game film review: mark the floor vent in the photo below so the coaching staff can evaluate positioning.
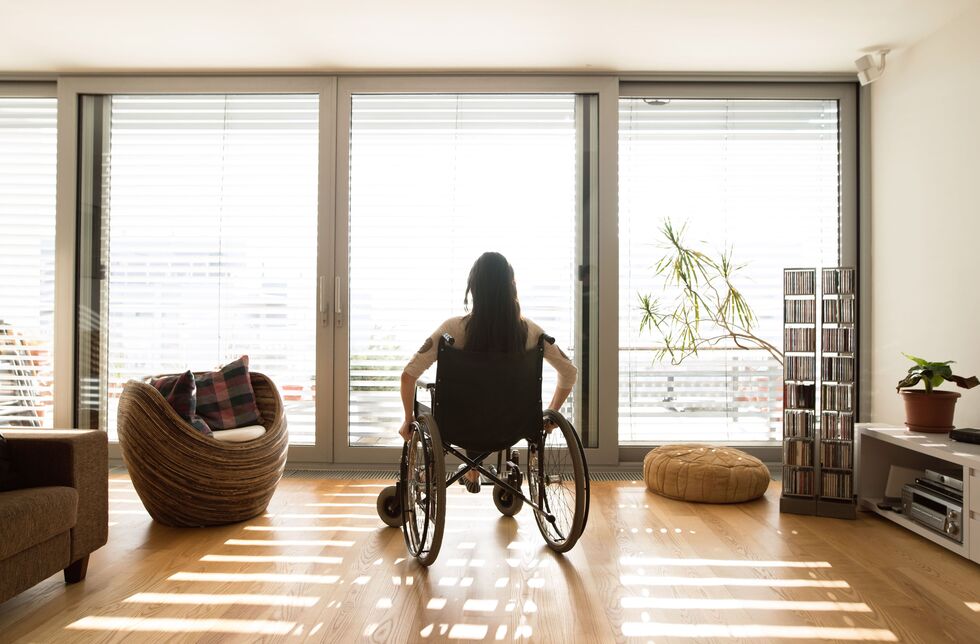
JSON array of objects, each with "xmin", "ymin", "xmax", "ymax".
[
  {"xmin": 282, "ymin": 469, "xmax": 645, "ymax": 482},
  {"xmin": 590, "ymin": 471, "xmax": 644, "ymax": 482},
  {"xmin": 284, "ymin": 469, "xmax": 398, "ymax": 480}
]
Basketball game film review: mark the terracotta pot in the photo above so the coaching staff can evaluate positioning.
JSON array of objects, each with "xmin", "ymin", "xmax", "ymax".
[{"xmin": 900, "ymin": 390, "xmax": 961, "ymax": 433}]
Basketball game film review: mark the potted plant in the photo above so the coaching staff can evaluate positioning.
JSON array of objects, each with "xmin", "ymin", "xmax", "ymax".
[{"xmin": 896, "ymin": 354, "xmax": 979, "ymax": 432}]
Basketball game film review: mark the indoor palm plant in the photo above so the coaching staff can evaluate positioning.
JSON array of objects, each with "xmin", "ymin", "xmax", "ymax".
[
  {"xmin": 896, "ymin": 354, "xmax": 978, "ymax": 432},
  {"xmin": 638, "ymin": 219, "xmax": 782, "ymax": 366}
]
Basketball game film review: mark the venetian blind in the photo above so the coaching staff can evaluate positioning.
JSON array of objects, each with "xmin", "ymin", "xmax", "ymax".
[
  {"xmin": 619, "ymin": 97, "xmax": 840, "ymax": 443},
  {"xmin": 103, "ymin": 94, "xmax": 318, "ymax": 443},
  {"xmin": 348, "ymin": 94, "xmax": 579, "ymax": 447},
  {"xmin": 0, "ymin": 97, "xmax": 56, "ymax": 428}
]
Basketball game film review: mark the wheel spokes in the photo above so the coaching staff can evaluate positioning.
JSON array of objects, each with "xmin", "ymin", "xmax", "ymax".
[
  {"xmin": 535, "ymin": 429, "xmax": 578, "ymax": 544},
  {"xmin": 404, "ymin": 432, "xmax": 435, "ymax": 556}
]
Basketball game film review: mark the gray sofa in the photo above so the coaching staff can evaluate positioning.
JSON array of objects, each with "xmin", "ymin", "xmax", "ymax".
[{"xmin": 0, "ymin": 429, "xmax": 108, "ymax": 604}]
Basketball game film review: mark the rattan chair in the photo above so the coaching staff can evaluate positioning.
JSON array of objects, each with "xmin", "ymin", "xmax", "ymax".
[{"xmin": 117, "ymin": 372, "xmax": 288, "ymax": 527}]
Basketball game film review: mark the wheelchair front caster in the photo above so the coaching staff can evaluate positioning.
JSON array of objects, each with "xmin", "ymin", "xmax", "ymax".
[
  {"xmin": 377, "ymin": 485, "xmax": 403, "ymax": 528},
  {"xmin": 493, "ymin": 485, "xmax": 524, "ymax": 516}
]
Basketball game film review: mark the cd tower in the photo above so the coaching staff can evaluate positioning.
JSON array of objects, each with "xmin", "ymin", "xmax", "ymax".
[{"xmin": 781, "ymin": 267, "xmax": 857, "ymax": 519}]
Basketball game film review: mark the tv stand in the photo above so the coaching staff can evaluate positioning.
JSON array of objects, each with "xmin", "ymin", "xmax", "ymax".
[{"xmin": 857, "ymin": 424, "xmax": 980, "ymax": 564}]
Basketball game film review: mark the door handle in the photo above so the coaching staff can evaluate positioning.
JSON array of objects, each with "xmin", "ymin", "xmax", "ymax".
[
  {"xmin": 318, "ymin": 276, "xmax": 329, "ymax": 326},
  {"xmin": 335, "ymin": 276, "xmax": 343, "ymax": 328}
]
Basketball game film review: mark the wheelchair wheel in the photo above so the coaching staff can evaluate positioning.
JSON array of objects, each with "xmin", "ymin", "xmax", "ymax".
[
  {"xmin": 528, "ymin": 409, "xmax": 589, "ymax": 553},
  {"xmin": 400, "ymin": 413, "xmax": 446, "ymax": 566},
  {"xmin": 492, "ymin": 485, "xmax": 524, "ymax": 516},
  {"xmin": 376, "ymin": 485, "xmax": 403, "ymax": 528}
]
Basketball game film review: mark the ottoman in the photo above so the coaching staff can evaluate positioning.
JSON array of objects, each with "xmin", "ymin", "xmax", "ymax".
[{"xmin": 643, "ymin": 444, "xmax": 770, "ymax": 503}]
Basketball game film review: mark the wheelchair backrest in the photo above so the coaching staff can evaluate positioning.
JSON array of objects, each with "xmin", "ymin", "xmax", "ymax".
[{"xmin": 432, "ymin": 333, "xmax": 549, "ymax": 452}]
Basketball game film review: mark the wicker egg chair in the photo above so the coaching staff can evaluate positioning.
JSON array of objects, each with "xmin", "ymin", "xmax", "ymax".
[{"xmin": 117, "ymin": 372, "xmax": 288, "ymax": 528}]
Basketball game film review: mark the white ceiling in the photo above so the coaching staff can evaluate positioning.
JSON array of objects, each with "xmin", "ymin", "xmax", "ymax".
[{"xmin": 1, "ymin": 0, "xmax": 977, "ymax": 74}]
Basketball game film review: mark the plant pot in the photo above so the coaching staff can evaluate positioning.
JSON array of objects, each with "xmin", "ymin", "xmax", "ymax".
[{"xmin": 900, "ymin": 390, "xmax": 961, "ymax": 433}]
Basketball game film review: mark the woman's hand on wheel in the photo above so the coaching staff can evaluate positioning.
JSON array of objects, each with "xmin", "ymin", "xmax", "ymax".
[
  {"xmin": 398, "ymin": 419, "xmax": 413, "ymax": 442},
  {"xmin": 543, "ymin": 414, "xmax": 557, "ymax": 434}
]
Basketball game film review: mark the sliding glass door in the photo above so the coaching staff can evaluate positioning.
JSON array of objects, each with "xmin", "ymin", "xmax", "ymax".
[
  {"xmin": 69, "ymin": 78, "xmax": 335, "ymax": 460},
  {"xmin": 335, "ymin": 78, "xmax": 612, "ymax": 462},
  {"xmin": 618, "ymin": 83, "xmax": 856, "ymax": 447}
]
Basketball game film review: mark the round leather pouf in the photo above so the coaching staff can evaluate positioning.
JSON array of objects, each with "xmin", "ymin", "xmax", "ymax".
[{"xmin": 643, "ymin": 444, "xmax": 770, "ymax": 503}]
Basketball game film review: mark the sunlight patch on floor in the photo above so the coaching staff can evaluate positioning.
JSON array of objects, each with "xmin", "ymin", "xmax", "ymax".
[
  {"xmin": 243, "ymin": 525, "xmax": 376, "ymax": 533},
  {"xmin": 200, "ymin": 554, "xmax": 343, "ymax": 564},
  {"xmin": 124, "ymin": 593, "xmax": 319, "ymax": 607},
  {"xmin": 619, "ymin": 556, "xmax": 832, "ymax": 568},
  {"xmin": 462, "ymin": 599, "xmax": 498, "ymax": 613},
  {"xmin": 65, "ymin": 616, "xmax": 296, "ymax": 634},
  {"xmin": 621, "ymin": 598, "xmax": 871, "ymax": 611},
  {"xmin": 168, "ymin": 572, "xmax": 340, "ymax": 584},
  {"xmin": 263, "ymin": 513, "xmax": 377, "ymax": 519},
  {"xmin": 621, "ymin": 622, "xmax": 897, "ymax": 640},
  {"xmin": 620, "ymin": 575, "xmax": 849, "ymax": 588},
  {"xmin": 224, "ymin": 538, "xmax": 354, "ymax": 547}
]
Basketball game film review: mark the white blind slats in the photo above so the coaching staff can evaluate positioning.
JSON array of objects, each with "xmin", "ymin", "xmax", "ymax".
[
  {"xmin": 0, "ymin": 97, "xmax": 56, "ymax": 428},
  {"xmin": 619, "ymin": 97, "xmax": 840, "ymax": 444},
  {"xmin": 348, "ymin": 94, "xmax": 578, "ymax": 447},
  {"xmin": 102, "ymin": 94, "xmax": 318, "ymax": 444}
]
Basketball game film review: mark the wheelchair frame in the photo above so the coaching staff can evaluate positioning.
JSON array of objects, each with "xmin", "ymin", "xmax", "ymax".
[{"xmin": 376, "ymin": 333, "xmax": 590, "ymax": 566}]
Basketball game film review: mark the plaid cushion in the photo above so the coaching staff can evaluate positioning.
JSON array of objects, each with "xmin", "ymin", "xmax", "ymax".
[
  {"xmin": 151, "ymin": 370, "xmax": 212, "ymax": 436},
  {"xmin": 195, "ymin": 356, "xmax": 262, "ymax": 431}
]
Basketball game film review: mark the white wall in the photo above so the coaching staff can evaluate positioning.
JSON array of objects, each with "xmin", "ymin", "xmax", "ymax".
[{"xmin": 870, "ymin": 1, "xmax": 980, "ymax": 425}]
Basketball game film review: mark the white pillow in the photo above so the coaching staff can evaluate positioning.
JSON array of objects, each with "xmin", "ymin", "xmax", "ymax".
[{"xmin": 211, "ymin": 425, "xmax": 266, "ymax": 443}]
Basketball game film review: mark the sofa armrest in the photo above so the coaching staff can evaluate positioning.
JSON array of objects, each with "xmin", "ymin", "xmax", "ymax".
[{"xmin": 4, "ymin": 430, "xmax": 108, "ymax": 564}]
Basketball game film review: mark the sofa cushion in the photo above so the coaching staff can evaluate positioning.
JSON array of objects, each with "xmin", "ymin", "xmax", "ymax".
[
  {"xmin": 151, "ymin": 370, "xmax": 212, "ymax": 436},
  {"xmin": 211, "ymin": 425, "xmax": 267, "ymax": 443},
  {"xmin": 195, "ymin": 356, "xmax": 262, "ymax": 430},
  {"xmin": 643, "ymin": 444, "xmax": 770, "ymax": 503},
  {"xmin": 0, "ymin": 486, "xmax": 78, "ymax": 560},
  {"xmin": 0, "ymin": 532, "xmax": 70, "ymax": 605}
]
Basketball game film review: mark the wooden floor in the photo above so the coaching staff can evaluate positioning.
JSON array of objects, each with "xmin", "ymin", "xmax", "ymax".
[{"xmin": 2, "ymin": 474, "xmax": 979, "ymax": 643}]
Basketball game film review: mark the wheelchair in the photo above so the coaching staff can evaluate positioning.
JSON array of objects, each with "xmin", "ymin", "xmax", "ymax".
[{"xmin": 376, "ymin": 333, "xmax": 590, "ymax": 566}]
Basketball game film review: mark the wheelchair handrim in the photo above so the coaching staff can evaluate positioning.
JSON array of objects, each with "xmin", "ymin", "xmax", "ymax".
[
  {"xmin": 400, "ymin": 415, "xmax": 446, "ymax": 566},
  {"xmin": 403, "ymin": 430, "xmax": 434, "ymax": 557},
  {"xmin": 529, "ymin": 412, "xmax": 587, "ymax": 550}
]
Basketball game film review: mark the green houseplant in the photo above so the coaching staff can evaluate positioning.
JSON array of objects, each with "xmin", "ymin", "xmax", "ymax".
[
  {"xmin": 896, "ymin": 354, "xmax": 978, "ymax": 432},
  {"xmin": 638, "ymin": 220, "xmax": 782, "ymax": 366}
]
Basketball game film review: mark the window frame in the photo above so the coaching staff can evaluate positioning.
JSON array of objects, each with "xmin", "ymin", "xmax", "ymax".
[
  {"xmin": 616, "ymin": 81, "xmax": 858, "ymax": 463},
  {"xmin": 56, "ymin": 76, "xmax": 338, "ymax": 463},
  {"xmin": 0, "ymin": 82, "xmax": 58, "ymax": 430},
  {"xmin": 38, "ymin": 75, "xmax": 860, "ymax": 468},
  {"xmin": 333, "ymin": 76, "xmax": 620, "ymax": 466}
]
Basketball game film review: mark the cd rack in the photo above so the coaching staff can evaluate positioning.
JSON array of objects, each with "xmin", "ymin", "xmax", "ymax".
[
  {"xmin": 780, "ymin": 267, "xmax": 857, "ymax": 519},
  {"xmin": 782, "ymin": 269, "xmax": 817, "ymax": 508}
]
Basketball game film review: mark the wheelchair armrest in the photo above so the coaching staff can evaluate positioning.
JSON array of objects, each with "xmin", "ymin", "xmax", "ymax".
[{"xmin": 413, "ymin": 380, "xmax": 435, "ymax": 418}]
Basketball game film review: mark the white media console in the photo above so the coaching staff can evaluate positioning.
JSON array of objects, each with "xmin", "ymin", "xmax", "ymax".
[{"xmin": 857, "ymin": 424, "xmax": 980, "ymax": 564}]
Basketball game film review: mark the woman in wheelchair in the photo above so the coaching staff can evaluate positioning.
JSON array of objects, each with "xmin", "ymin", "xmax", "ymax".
[
  {"xmin": 378, "ymin": 252, "xmax": 590, "ymax": 565},
  {"xmin": 399, "ymin": 251, "xmax": 578, "ymax": 491}
]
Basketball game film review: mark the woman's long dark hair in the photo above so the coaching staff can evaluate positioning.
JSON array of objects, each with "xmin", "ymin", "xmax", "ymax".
[{"xmin": 463, "ymin": 252, "xmax": 528, "ymax": 353}]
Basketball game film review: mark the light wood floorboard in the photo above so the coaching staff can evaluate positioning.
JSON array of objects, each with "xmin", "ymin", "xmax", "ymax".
[{"xmin": 1, "ymin": 475, "xmax": 979, "ymax": 643}]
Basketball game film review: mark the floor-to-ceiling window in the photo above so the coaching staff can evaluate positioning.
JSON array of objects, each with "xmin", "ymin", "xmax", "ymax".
[
  {"xmin": 344, "ymin": 92, "xmax": 594, "ymax": 450},
  {"xmin": 0, "ymin": 94, "xmax": 57, "ymax": 427},
  {"xmin": 59, "ymin": 77, "xmax": 857, "ymax": 464},
  {"xmin": 618, "ymin": 84, "xmax": 855, "ymax": 445},
  {"xmin": 74, "ymin": 91, "xmax": 321, "ymax": 445}
]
